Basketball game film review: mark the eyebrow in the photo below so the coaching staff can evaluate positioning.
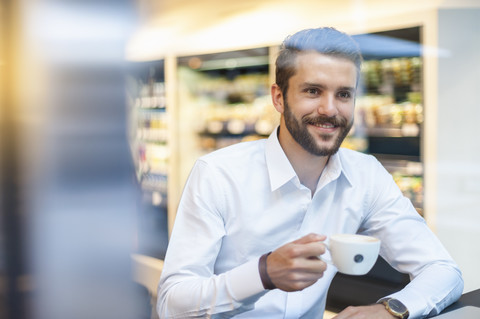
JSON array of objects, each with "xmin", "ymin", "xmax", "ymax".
[
  {"xmin": 338, "ymin": 86, "xmax": 356, "ymax": 93},
  {"xmin": 300, "ymin": 82, "xmax": 325, "ymax": 89},
  {"xmin": 301, "ymin": 82, "xmax": 356, "ymax": 93}
]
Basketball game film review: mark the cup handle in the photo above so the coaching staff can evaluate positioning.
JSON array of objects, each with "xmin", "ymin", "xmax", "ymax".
[{"xmin": 319, "ymin": 241, "xmax": 333, "ymax": 265}]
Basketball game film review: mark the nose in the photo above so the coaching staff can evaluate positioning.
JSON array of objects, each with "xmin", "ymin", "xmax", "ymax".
[{"xmin": 317, "ymin": 93, "xmax": 338, "ymax": 117}]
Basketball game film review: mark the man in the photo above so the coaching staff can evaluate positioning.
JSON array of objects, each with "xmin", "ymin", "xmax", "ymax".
[{"xmin": 157, "ymin": 27, "xmax": 463, "ymax": 318}]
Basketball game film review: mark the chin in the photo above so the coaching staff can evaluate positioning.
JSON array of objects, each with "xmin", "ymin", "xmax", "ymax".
[{"xmin": 312, "ymin": 139, "xmax": 343, "ymax": 156}]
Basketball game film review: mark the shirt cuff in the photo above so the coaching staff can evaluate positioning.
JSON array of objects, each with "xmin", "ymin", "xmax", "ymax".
[
  {"xmin": 226, "ymin": 257, "xmax": 265, "ymax": 301},
  {"xmin": 380, "ymin": 288, "xmax": 426, "ymax": 319}
]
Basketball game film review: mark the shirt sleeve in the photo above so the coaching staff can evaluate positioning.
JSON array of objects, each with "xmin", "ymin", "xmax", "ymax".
[
  {"xmin": 157, "ymin": 160, "xmax": 266, "ymax": 318},
  {"xmin": 360, "ymin": 159, "xmax": 464, "ymax": 318}
]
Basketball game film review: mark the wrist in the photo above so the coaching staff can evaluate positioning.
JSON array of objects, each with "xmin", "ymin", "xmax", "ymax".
[
  {"xmin": 258, "ymin": 252, "xmax": 276, "ymax": 290},
  {"xmin": 378, "ymin": 298, "xmax": 409, "ymax": 319},
  {"xmin": 372, "ymin": 304, "xmax": 396, "ymax": 318}
]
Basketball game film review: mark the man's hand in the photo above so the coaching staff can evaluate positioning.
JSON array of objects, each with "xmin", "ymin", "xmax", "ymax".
[
  {"xmin": 266, "ymin": 233, "xmax": 328, "ymax": 292},
  {"xmin": 333, "ymin": 304, "xmax": 396, "ymax": 319}
]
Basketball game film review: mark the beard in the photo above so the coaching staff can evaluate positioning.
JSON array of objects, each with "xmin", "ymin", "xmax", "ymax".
[{"xmin": 283, "ymin": 100, "xmax": 353, "ymax": 156}]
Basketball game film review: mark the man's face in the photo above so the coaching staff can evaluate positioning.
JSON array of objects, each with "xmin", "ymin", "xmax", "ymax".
[{"xmin": 281, "ymin": 51, "xmax": 357, "ymax": 157}]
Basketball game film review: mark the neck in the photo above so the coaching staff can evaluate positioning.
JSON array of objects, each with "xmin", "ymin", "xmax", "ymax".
[{"xmin": 277, "ymin": 127, "xmax": 329, "ymax": 195}]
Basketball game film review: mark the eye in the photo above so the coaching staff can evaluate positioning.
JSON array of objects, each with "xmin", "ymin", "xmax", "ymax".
[
  {"xmin": 337, "ymin": 90, "xmax": 353, "ymax": 99},
  {"xmin": 305, "ymin": 88, "xmax": 320, "ymax": 95}
]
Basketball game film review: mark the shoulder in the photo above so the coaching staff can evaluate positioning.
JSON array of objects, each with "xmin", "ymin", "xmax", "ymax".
[
  {"xmin": 337, "ymin": 147, "xmax": 388, "ymax": 180},
  {"xmin": 337, "ymin": 147, "xmax": 380, "ymax": 167},
  {"xmin": 200, "ymin": 138, "xmax": 267, "ymax": 168},
  {"xmin": 200, "ymin": 139, "xmax": 265, "ymax": 164}
]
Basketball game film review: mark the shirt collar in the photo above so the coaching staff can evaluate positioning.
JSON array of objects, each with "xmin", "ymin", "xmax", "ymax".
[
  {"xmin": 317, "ymin": 151, "xmax": 353, "ymax": 190},
  {"xmin": 265, "ymin": 127, "xmax": 353, "ymax": 192},
  {"xmin": 265, "ymin": 127, "xmax": 297, "ymax": 191}
]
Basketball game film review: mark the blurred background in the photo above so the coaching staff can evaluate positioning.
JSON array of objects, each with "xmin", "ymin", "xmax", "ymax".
[{"xmin": 1, "ymin": 0, "xmax": 479, "ymax": 318}]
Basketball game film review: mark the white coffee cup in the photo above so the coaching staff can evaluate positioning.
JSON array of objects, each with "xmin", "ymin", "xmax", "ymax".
[{"xmin": 322, "ymin": 234, "xmax": 381, "ymax": 275}]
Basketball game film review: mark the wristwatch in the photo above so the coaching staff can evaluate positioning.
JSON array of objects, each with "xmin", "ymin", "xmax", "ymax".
[{"xmin": 379, "ymin": 298, "xmax": 409, "ymax": 319}]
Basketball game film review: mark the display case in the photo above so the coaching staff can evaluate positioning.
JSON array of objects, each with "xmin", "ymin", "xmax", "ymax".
[
  {"xmin": 127, "ymin": 60, "xmax": 169, "ymax": 207},
  {"xmin": 126, "ymin": 60, "xmax": 169, "ymax": 259},
  {"xmin": 347, "ymin": 26, "xmax": 424, "ymax": 215},
  {"xmin": 175, "ymin": 47, "xmax": 279, "ymax": 185}
]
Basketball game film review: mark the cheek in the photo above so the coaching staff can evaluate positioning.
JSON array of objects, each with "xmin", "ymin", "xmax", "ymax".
[
  {"xmin": 339, "ymin": 103, "xmax": 355, "ymax": 119},
  {"xmin": 289, "ymin": 97, "xmax": 320, "ymax": 115}
]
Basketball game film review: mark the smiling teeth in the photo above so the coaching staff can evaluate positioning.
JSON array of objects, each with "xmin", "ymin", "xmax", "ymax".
[{"xmin": 315, "ymin": 124, "xmax": 334, "ymax": 128}]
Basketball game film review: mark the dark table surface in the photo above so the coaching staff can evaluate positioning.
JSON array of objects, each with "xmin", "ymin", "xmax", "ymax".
[{"xmin": 435, "ymin": 288, "xmax": 480, "ymax": 316}]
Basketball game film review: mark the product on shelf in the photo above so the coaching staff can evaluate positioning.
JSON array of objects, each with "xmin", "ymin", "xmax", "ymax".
[
  {"xmin": 341, "ymin": 54, "xmax": 425, "ymax": 214},
  {"xmin": 392, "ymin": 173, "xmax": 424, "ymax": 211},
  {"xmin": 355, "ymin": 56, "xmax": 423, "ymax": 137},
  {"xmin": 341, "ymin": 136, "xmax": 368, "ymax": 153},
  {"xmin": 354, "ymin": 95, "xmax": 423, "ymax": 137},
  {"xmin": 127, "ymin": 62, "xmax": 169, "ymax": 207},
  {"xmin": 137, "ymin": 110, "xmax": 168, "ymax": 142},
  {"xmin": 179, "ymin": 65, "xmax": 279, "ymax": 152},
  {"xmin": 362, "ymin": 57, "xmax": 422, "ymax": 97}
]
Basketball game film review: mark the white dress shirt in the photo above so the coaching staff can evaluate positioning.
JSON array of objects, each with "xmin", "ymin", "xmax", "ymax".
[{"xmin": 157, "ymin": 129, "xmax": 463, "ymax": 318}]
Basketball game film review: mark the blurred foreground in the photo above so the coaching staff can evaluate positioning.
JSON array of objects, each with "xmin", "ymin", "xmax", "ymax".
[{"xmin": 0, "ymin": 1, "xmax": 149, "ymax": 318}]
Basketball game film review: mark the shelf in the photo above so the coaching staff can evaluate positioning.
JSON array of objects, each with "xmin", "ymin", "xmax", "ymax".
[
  {"xmin": 199, "ymin": 120, "xmax": 272, "ymax": 138},
  {"xmin": 352, "ymin": 27, "xmax": 424, "ymax": 214},
  {"xmin": 365, "ymin": 124, "xmax": 420, "ymax": 137},
  {"xmin": 368, "ymin": 136, "xmax": 420, "ymax": 158},
  {"xmin": 127, "ymin": 58, "xmax": 170, "ymax": 202},
  {"xmin": 177, "ymin": 48, "xmax": 277, "ymax": 157}
]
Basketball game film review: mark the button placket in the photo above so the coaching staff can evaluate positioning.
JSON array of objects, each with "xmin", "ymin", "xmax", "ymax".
[{"xmin": 296, "ymin": 187, "xmax": 313, "ymax": 233}]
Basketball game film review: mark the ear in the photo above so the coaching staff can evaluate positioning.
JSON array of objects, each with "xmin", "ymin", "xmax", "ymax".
[{"xmin": 271, "ymin": 83, "xmax": 285, "ymax": 114}]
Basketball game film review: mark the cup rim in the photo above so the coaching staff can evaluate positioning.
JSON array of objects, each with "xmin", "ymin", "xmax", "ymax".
[{"xmin": 330, "ymin": 233, "xmax": 380, "ymax": 244}]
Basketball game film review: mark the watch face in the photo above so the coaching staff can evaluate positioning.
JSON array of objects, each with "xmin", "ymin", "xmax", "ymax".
[{"xmin": 389, "ymin": 299, "xmax": 408, "ymax": 313}]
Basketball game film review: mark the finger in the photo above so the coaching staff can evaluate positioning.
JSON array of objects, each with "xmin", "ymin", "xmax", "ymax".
[
  {"xmin": 268, "ymin": 248, "xmax": 328, "ymax": 275},
  {"xmin": 292, "ymin": 233, "xmax": 326, "ymax": 245},
  {"xmin": 301, "ymin": 256, "xmax": 329, "ymax": 272},
  {"xmin": 332, "ymin": 307, "xmax": 351, "ymax": 319},
  {"xmin": 273, "ymin": 251, "xmax": 328, "ymax": 275},
  {"xmin": 277, "ymin": 270, "xmax": 326, "ymax": 291},
  {"xmin": 289, "ymin": 241, "xmax": 327, "ymax": 258},
  {"xmin": 293, "ymin": 261, "xmax": 328, "ymax": 276},
  {"xmin": 332, "ymin": 306, "xmax": 361, "ymax": 319},
  {"xmin": 287, "ymin": 269, "xmax": 326, "ymax": 282}
]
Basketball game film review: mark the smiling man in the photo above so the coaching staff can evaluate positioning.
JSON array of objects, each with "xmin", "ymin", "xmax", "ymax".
[
  {"xmin": 157, "ymin": 27, "xmax": 463, "ymax": 319},
  {"xmin": 272, "ymin": 50, "xmax": 357, "ymax": 195}
]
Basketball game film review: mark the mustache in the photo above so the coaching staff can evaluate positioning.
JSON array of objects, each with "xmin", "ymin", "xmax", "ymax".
[{"xmin": 302, "ymin": 115, "xmax": 347, "ymax": 127}]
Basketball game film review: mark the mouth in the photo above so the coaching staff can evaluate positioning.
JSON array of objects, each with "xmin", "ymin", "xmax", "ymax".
[
  {"xmin": 311, "ymin": 122, "xmax": 336, "ymax": 129},
  {"xmin": 305, "ymin": 117, "xmax": 343, "ymax": 133}
]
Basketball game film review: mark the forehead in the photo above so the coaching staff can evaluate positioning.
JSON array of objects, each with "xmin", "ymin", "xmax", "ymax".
[{"xmin": 292, "ymin": 51, "xmax": 358, "ymax": 87}]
